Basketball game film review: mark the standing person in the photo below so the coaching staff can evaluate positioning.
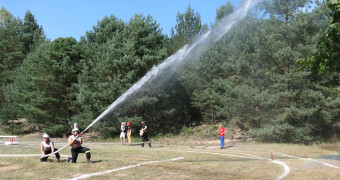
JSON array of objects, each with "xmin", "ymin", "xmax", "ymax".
[
  {"xmin": 140, "ymin": 120, "xmax": 151, "ymax": 148},
  {"xmin": 67, "ymin": 128, "xmax": 92, "ymax": 163},
  {"xmin": 127, "ymin": 122, "xmax": 132, "ymax": 145},
  {"xmin": 120, "ymin": 122, "xmax": 126, "ymax": 145},
  {"xmin": 40, "ymin": 133, "xmax": 60, "ymax": 162},
  {"xmin": 219, "ymin": 123, "xmax": 226, "ymax": 149}
]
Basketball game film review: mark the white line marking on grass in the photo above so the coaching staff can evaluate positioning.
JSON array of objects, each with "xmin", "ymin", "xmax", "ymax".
[
  {"xmin": 157, "ymin": 149, "xmax": 290, "ymax": 180},
  {"xmin": 62, "ymin": 157, "xmax": 184, "ymax": 180},
  {"xmin": 199, "ymin": 151, "xmax": 289, "ymax": 179},
  {"xmin": 236, "ymin": 148, "xmax": 340, "ymax": 169},
  {"xmin": 200, "ymin": 151, "xmax": 265, "ymax": 160},
  {"xmin": 275, "ymin": 153, "xmax": 340, "ymax": 169},
  {"xmin": 271, "ymin": 160, "xmax": 290, "ymax": 180}
]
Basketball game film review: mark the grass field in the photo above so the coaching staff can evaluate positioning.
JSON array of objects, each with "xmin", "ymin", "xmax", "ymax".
[{"xmin": 0, "ymin": 135, "xmax": 340, "ymax": 180}]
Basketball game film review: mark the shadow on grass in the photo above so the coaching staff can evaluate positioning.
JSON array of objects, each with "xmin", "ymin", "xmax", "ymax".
[
  {"xmin": 224, "ymin": 145, "xmax": 234, "ymax": 149},
  {"xmin": 87, "ymin": 160, "xmax": 103, "ymax": 164},
  {"xmin": 129, "ymin": 143, "xmax": 143, "ymax": 146},
  {"xmin": 180, "ymin": 158, "xmax": 261, "ymax": 163},
  {"xmin": 53, "ymin": 159, "xmax": 106, "ymax": 163},
  {"xmin": 128, "ymin": 143, "xmax": 164, "ymax": 148},
  {"xmin": 189, "ymin": 145, "xmax": 235, "ymax": 149},
  {"xmin": 318, "ymin": 153, "xmax": 340, "ymax": 161},
  {"xmin": 72, "ymin": 160, "xmax": 106, "ymax": 164}
]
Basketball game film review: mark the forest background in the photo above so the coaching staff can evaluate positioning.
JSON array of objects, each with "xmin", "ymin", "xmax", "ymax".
[{"xmin": 0, "ymin": 0, "xmax": 339, "ymax": 144}]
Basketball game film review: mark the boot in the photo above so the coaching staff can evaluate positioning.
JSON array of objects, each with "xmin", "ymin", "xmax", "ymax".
[
  {"xmin": 141, "ymin": 143, "xmax": 144, "ymax": 148},
  {"xmin": 148, "ymin": 143, "xmax": 152, "ymax": 148},
  {"xmin": 87, "ymin": 159, "xmax": 93, "ymax": 164},
  {"xmin": 57, "ymin": 158, "xmax": 60, "ymax": 163},
  {"xmin": 67, "ymin": 156, "xmax": 72, "ymax": 163}
]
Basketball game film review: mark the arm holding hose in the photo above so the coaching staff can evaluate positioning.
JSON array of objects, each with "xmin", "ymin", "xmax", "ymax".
[
  {"xmin": 68, "ymin": 135, "xmax": 83, "ymax": 147},
  {"xmin": 51, "ymin": 141, "xmax": 55, "ymax": 154},
  {"xmin": 40, "ymin": 142, "xmax": 45, "ymax": 157}
]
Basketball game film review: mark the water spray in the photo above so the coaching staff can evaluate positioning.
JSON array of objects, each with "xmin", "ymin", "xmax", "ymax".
[{"xmin": 43, "ymin": 0, "xmax": 260, "ymax": 158}]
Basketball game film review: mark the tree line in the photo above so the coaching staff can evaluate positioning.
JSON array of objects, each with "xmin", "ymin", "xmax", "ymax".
[{"xmin": 0, "ymin": 0, "xmax": 339, "ymax": 143}]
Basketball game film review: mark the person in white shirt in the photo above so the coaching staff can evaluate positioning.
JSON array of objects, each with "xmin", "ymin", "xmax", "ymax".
[
  {"xmin": 40, "ymin": 133, "xmax": 60, "ymax": 162},
  {"xmin": 120, "ymin": 122, "xmax": 127, "ymax": 145}
]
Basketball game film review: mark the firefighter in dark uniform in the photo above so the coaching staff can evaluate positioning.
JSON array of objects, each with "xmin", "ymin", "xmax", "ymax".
[{"xmin": 141, "ymin": 120, "xmax": 152, "ymax": 148}]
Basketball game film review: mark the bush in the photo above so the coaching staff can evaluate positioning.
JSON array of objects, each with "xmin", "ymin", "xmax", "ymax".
[
  {"xmin": 0, "ymin": 119, "xmax": 38, "ymax": 135},
  {"xmin": 44, "ymin": 124, "xmax": 69, "ymax": 137},
  {"xmin": 249, "ymin": 124, "xmax": 315, "ymax": 144},
  {"xmin": 180, "ymin": 124, "xmax": 219, "ymax": 139}
]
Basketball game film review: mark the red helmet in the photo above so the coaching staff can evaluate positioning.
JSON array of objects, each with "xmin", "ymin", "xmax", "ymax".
[{"xmin": 127, "ymin": 122, "xmax": 131, "ymax": 126}]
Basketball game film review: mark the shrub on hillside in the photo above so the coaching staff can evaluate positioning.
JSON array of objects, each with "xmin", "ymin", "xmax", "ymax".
[
  {"xmin": 180, "ymin": 124, "xmax": 219, "ymax": 139},
  {"xmin": 249, "ymin": 124, "xmax": 315, "ymax": 144}
]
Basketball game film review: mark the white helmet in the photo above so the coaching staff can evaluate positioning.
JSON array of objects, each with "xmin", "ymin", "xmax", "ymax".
[
  {"xmin": 72, "ymin": 128, "xmax": 80, "ymax": 133},
  {"xmin": 42, "ymin": 133, "xmax": 50, "ymax": 139}
]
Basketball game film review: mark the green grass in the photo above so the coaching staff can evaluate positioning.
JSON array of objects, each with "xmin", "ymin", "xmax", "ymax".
[{"xmin": 0, "ymin": 137, "xmax": 340, "ymax": 179}]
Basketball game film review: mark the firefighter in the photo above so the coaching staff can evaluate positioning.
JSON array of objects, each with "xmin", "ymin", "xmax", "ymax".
[
  {"xmin": 40, "ymin": 133, "xmax": 60, "ymax": 162},
  {"xmin": 140, "ymin": 120, "xmax": 151, "ymax": 148},
  {"xmin": 67, "ymin": 128, "xmax": 92, "ymax": 163}
]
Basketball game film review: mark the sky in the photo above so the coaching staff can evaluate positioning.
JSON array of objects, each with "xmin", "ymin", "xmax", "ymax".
[{"xmin": 1, "ymin": 0, "xmax": 241, "ymax": 41}]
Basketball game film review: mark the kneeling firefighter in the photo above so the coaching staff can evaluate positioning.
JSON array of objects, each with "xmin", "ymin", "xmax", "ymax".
[{"xmin": 67, "ymin": 125, "xmax": 92, "ymax": 163}]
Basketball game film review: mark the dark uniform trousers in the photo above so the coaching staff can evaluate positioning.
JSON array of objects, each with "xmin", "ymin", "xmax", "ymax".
[
  {"xmin": 141, "ymin": 131, "xmax": 151, "ymax": 147},
  {"xmin": 71, "ymin": 146, "xmax": 91, "ymax": 163}
]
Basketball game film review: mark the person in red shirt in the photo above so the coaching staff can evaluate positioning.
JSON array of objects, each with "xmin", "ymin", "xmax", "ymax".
[{"xmin": 219, "ymin": 123, "xmax": 226, "ymax": 149}]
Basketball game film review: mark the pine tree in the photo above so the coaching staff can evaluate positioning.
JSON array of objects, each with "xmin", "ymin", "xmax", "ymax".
[
  {"xmin": 250, "ymin": 1, "xmax": 338, "ymax": 143},
  {"xmin": 0, "ymin": 8, "xmax": 25, "ymax": 126},
  {"xmin": 169, "ymin": 4, "xmax": 203, "ymax": 54},
  {"xmin": 297, "ymin": 0, "xmax": 340, "ymax": 74},
  {"xmin": 75, "ymin": 14, "xmax": 169, "ymax": 136},
  {"xmin": 0, "ymin": 8, "xmax": 46, "ymax": 130},
  {"xmin": 7, "ymin": 38, "xmax": 87, "ymax": 136},
  {"xmin": 22, "ymin": 10, "xmax": 45, "ymax": 53},
  {"xmin": 215, "ymin": 1, "xmax": 234, "ymax": 22}
]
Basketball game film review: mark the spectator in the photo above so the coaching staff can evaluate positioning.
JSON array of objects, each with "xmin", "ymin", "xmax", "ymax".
[
  {"xmin": 127, "ymin": 122, "xmax": 132, "ymax": 145},
  {"xmin": 120, "ymin": 122, "xmax": 126, "ymax": 145}
]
